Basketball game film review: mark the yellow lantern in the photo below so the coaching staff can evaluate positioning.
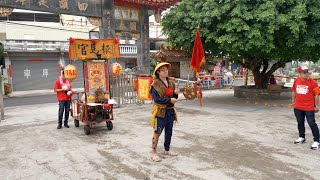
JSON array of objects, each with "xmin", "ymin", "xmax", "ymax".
[
  {"xmin": 64, "ymin": 64, "xmax": 77, "ymax": 80},
  {"xmin": 110, "ymin": 62, "xmax": 122, "ymax": 77}
]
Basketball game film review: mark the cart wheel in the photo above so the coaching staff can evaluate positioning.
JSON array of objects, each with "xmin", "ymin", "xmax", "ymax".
[
  {"xmin": 74, "ymin": 119, "xmax": 79, "ymax": 127},
  {"xmin": 106, "ymin": 121, "xmax": 113, "ymax": 130},
  {"xmin": 84, "ymin": 125, "xmax": 91, "ymax": 135},
  {"xmin": 136, "ymin": 100, "xmax": 144, "ymax": 106}
]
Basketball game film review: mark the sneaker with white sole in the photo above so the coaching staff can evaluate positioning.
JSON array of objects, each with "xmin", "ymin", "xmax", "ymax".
[
  {"xmin": 311, "ymin": 141, "xmax": 320, "ymax": 150},
  {"xmin": 294, "ymin": 137, "xmax": 306, "ymax": 144}
]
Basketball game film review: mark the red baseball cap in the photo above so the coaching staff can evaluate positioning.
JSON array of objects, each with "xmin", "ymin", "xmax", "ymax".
[{"xmin": 298, "ymin": 66, "xmax": 309, "ymax": 73}]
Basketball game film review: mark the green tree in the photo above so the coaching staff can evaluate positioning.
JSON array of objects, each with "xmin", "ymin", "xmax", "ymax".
[
  {"xmin": 162, "ymin": 0, "xmax": 320, "ymax": 88},
  {"xmin": 149, "ymin": 58, "xmax": 158, "ymax": 75}
]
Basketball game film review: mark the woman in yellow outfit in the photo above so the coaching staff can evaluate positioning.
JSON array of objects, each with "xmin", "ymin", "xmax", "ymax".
[{"xmin": 150, "ymin": 62, "xmax": 180, "ymax": 162}]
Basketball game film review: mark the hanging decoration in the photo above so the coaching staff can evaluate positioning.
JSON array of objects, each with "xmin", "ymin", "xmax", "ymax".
[
  {"xmin": 136, "ymin": 76, "xmax": 153, "ymax": 100},
  {"xmin": 69, "ymin": 38, "xmax": 120, "ymax": 60},
  {"xmin": 64, "ymin": 64, "xmax": 77, "ymax": 80},
  {"xmin": 182, "ymin": 85, "xmax": 197, "ymax": 100},
  {"xmin": 110, "ymin": 62, "xmax": 122, "ymax": 77},
  {"xmin": 154, "ymin": 9, "xmax": 162, "ymax": 23}
]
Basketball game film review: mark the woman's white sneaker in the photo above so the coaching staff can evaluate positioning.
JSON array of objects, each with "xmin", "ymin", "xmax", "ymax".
[
  {"xmin": 294, "ymin": 137, "xmax": 306, "ymax": 144},
  {"xmin": 311, "ymin": 141, "xmax": 320, "ymax": 150}
]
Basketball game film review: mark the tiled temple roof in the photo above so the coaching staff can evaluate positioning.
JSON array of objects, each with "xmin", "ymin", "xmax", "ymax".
[{"xmin": 151, "ymin": 44, "xmax": 188, "ymax": 59}]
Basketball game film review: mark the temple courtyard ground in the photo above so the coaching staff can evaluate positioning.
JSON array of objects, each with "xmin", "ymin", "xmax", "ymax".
[{"xmin": 0, "ymin": 89, "xmax": 319, "ymax": 180}]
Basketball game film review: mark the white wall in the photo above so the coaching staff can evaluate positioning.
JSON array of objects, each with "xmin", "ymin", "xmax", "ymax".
[
  {"xmin": 149, "ymin": 15, "xmax": 166, "ymax": 39},
  {"xmin": 0, "ymin": 22, "xmax": 6, "ymax": 33},
  {"xmin": 5, "ymin": 21, "xmax": 90, "ymax": 41}
]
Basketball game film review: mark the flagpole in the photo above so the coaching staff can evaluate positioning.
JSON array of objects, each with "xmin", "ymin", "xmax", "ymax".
[
  {"xmin": 187, "ymin": 68, "xmax": 191, "ymax": 85},
  {"xmin": 188, "ymin": 24, "xmax": 205, "ymax": 107}
]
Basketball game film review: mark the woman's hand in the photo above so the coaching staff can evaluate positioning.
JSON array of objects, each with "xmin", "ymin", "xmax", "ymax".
[
  {"xmin": 170, "ymin": 98, "xmax": 179, "ymax": 104},
  {"xmin": 174, "ymin": 88, "xmax": 180, "ymax": 94}
]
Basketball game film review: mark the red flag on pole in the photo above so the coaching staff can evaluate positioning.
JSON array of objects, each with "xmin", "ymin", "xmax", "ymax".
[{"xmin": 190, "ymin": 28, "xmax": 205, "ymax": 73}]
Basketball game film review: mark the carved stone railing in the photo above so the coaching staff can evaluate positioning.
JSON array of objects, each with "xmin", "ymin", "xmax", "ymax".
[
  {"xmin": 120, "ymin": 45, "xmax": 137, "ymax": 54},
  {"xmin": 1, "ymin": 40, "xmax": 138, "ymax": 55}
]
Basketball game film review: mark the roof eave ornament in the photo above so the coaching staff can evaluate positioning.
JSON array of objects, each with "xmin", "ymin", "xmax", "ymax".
[
  {"xmin": 154, "ymin": 8, "xmax": 162, "ymax": 23},
  {"xmin": 0, "ymin": 6, "xmax": 13, "ymax": 17}
]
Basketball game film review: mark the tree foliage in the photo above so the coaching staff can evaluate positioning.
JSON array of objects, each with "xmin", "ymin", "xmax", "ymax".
[
  {"xmin": 149, "ymin": 58, "xmax": 158, "ymax": 74},
  {"xmin": 161, "ymin": 0, "xmax": 320, "ymax": 88}
]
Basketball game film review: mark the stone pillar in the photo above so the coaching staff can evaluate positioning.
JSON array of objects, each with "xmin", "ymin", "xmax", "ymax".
[
  {"xmin": 100, "ymin": 0, "xmax": 115, "ymax": 38},
  {"xmin": 137, "ymin": 6, "xmax": 150, "ymax": 74}
]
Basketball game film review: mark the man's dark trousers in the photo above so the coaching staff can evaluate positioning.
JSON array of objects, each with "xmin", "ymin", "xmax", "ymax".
[
  {"xmin": 294, "ymin": 108, "xmax": 320, "ymax": 142},
  {"xmin": 58, "ymin": 100, "xmax": 71, "ymax": 125}
]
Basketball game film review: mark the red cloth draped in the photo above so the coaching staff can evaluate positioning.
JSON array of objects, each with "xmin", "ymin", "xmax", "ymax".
[{"xmin": 190, "ymin": 29, "xmax": 205, "ymax": 73}]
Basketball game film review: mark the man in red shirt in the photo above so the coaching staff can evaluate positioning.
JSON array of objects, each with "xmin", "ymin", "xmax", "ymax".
[
  {"xmin": 54, "ymin": 70, "xmax": 72, "ymax": 129},
  {"xmin": 292, "ymin": 66, "xmax": 319, "ymax": 149}
]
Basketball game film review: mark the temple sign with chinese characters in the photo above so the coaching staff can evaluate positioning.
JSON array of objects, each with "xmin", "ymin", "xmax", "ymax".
[
  {"xmin": 69, "ymin": 38, "xmax": 120, "ymax": 60},
  {"xmin": 0, "ymin": 0, "xmax": 179, "ymax": 20}
]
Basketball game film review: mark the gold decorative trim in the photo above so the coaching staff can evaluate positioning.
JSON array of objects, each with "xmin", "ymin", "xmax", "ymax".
[
  {"xmin": 154, "ymin": 9, "xmax": 162, "ymax": 23},
  {"xmin": 0, "ymin": 6, "xmax": 13, "ymax": 17},
  {"xmin": 130, "ymin": 22, "xmax": 137, "ymax": 31},
  {"xmin": 115, "ymin": 6, "xmax": 139, "ymax": 21},
  {"xmin": 87, "ymin": 17, "xmax": 102, "ymax": 26}
]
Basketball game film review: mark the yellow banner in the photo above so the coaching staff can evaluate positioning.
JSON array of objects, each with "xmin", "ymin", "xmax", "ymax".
[
  {"xmin": 137, "ymin": 78, "xmax": 151, "ymax": 100},
  {"xmin": 69, "ymin": 38, "xmax": 120, "ymax": 60},
  {"xmin": 85, "ymin": 61, "xmax": 109, "ymax": 93}
]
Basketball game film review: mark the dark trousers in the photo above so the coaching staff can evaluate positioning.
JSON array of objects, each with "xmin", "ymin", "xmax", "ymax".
[
  {"xmin": 155, "ymin": 109, "xmax": 174, "ymax": 151},
  {"xmin": 294, "ymin": 108, "xmax": 320, "ymax": 142},
  {"xmin": 58, "ymin": 100, "xmax": 71, "ymax": 125}
]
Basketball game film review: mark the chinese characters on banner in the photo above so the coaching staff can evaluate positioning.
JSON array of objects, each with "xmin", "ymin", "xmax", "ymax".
[
  {"xmin": 16, "ymin": 0, "xmax": 27, "ymax": 6},
  {"xmin": 59, "ymin": 0, "xmax": 69, "ymax": 9},
  {"xmin": 24, "ymin": 68, "xmax": 49, "ymax": 79},
  {"xmin": 64, "ymin": 69, "xmax": 76, "ymax": 77},
  {"xmin": 7, "ymin": 0, "xmax": 97, "ymax": 17},
  {"xmin": 78, "ymin": 2, "xmax": 88, "ymax": 11},
  {"xmin": 69, "ymin": 39, "xmax": 120, "ymax": 60},
  {"xmin": 15, "ymin": 0, "xmax": 85, "ymax": 10},
  {"xmin": 38, "ymin": 0, "xmax": 49, "ymax": 8},
  {"xmin": 24, "ymin": 68, "xmax": 31, "ymax": 79},
  {"xmin": 42, "ymin": 68, "xmax": 48, "ymax": 77}
]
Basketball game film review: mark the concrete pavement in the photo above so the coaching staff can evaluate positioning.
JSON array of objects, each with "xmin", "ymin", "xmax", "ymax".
[
  {"xmin": 7, "ymin": 88, "xmax": 85, "ymax": 98},
  {"xmin": 0, "ymin": 89, "xmax": 319, "ymax": 180}
]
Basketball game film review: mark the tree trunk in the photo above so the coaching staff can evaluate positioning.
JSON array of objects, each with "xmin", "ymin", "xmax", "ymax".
[
  {"xmin": 251, "ymin": 65, "xmax": 269, "ymax": 89},
  {"xmin": 237, "ymin": 59, "xmax": 289, "ymax": 89},
  {"xmin": 250, "ymin": 61, "xmax": 286, "ymax": 89},
  {"xmin": 244, "ymin": 68, "xmax": 248, "ymax": 86},
  {"xmin": 253, "ymin": 74, "xmax": 269, "ymax": 89}
]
